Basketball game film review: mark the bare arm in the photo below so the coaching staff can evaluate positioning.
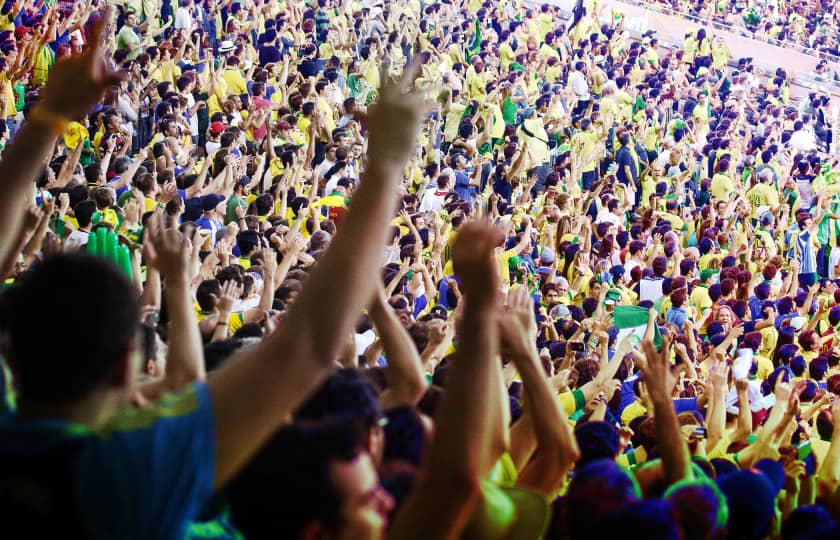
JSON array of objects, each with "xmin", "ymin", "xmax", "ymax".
[
  {"xmin": 503, "ymin": 287, "xmax": 579, "ymax": 496},
  {"xmin": 639, "ymin": 336, "xmax": 693, "ymax": 486},
  {"xmin": 369, "ymin": 285, "xmax": 427, "ymax": 409},
  {"xmin": 389, "ymin": 221, "xmax": 503, "ymax": 540},
  {"xmin": 207, "ymin": 63, "xmax": 430, "ymax": 488},
  {"xmin": 137, "ymin": 215, "xmax": 206, "ymax": 399}
]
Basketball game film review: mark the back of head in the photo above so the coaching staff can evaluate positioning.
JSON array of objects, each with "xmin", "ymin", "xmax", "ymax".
[
  {"xmin": 717, "ymin": 470, "xmax": 776, "ymax": 540},
  {"xmin": 565, "ymin": 459, "xmax": 641, "ymax": 538},
  {"xmin": 228, "ymin": 421, "xmax": 362, "ymax": 539},
  {"xmin": 664, "ymin": 477, "xmax": 729, "ymax": 540},
  {"xmin": 782, "ymin": 505, "xmax": 838, "ymax": 540},
  {"xmin": 590, "ymin": 499, "xmax": 681, "ymax": 540},
  {"xmin": 294, "ymin": 368, "xmax": 382, "ymax": 430},
  {"xmin": 0, "ymin": 254, "xmax": 139, "ymax": 403}
]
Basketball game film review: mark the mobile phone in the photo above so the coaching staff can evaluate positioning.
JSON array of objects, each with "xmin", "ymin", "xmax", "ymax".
[
  {"xmin": 692, "ymin": 427, "xmax": 707, "ymax": 439},
  {"xmin": 570, "ymin": 341, "xmax": 586, "ymax": 353}
]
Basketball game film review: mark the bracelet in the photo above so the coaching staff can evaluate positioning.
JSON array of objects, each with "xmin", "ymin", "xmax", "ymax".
[
  {"xmin": 28, "ymin": 106, "xmax": 70, "ymax": 137},
  {"xmin": 216, "ymin": 321, "xmax": 229, "ymax": 327}
]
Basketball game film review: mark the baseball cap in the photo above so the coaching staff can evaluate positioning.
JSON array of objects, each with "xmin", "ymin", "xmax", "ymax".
[
  {"xmin": 699, "ymin": 268, "xmax": 716, "ymax": 283},
  {"xmin": 14, "ymin": 26, "xmax": 31, "ymax": 40},
  {"xmin": 540, "ymin": 247, "xmax": 555, "ymax": 265},
  {"xmin": 751, "ymin": 459, "xmax": 784, "ymax": 496},
  {"xmin": 759, "ymin": 212, "xmax": 774, "ymax": 227},
  {"xmin": 550, "ymin": 304, "xmax": 570, "ymax": 320},
  {"xmin": 789, "ymin": 316, "xmax": 807, "ymax": 331},
  {"xmin": 202, "ymin": 194, "xmax": 225, "ymax": 212},
  {"xmin": 209, "ymin": 121, "xmax": 227, "ymax": 135},
  {"xmin": 277, "ymin": 120, "xmax": 293, "ymax": 130}
]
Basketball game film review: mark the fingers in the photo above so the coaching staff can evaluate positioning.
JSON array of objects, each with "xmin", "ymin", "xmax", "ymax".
[{"xmin": 86, "ymin": 6, "xmax": 112, "ymax": 64}]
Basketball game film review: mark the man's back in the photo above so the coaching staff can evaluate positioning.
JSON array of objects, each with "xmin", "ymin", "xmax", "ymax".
[{"xmin": 0, "ymin": 383, "xmax": 215, "ymax": 539}]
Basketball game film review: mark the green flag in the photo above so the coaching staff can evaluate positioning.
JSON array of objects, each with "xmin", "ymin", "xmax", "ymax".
[
  {"xmin": 613, "ymin": 305, "xmax": 662, "ymax": 351},
  {"xmin": 466, "ymin": 19, "xmax": 481, "ymax": 62}
]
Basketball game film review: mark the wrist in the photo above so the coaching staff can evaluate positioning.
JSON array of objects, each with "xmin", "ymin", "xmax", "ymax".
[
  {"xmin": 510, "ymin": 347, "xmax": 540, "ymax": 367},
  {"xmin": 165, "ymin": 275, "xmax": 191, "ymax": 288},
  {"xmin": 28, "ymin": 105, "xmax": 70, "ymax": 137}
]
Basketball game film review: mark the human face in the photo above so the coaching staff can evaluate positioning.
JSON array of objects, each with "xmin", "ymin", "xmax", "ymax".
[
  {"xmin": 107, "ymin": 115, "xmax": 121, "ymax": 132},
  {"xmin": 331, "ymin": 452, "xmax": 394, "ymax": 540},
  {"xmin": 717, "ymin": 308, "xmax": 733, "ymax": 328}
]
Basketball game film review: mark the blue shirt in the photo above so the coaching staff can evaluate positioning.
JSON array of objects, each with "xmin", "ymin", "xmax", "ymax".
[
  {"xmin": 616, "ymin": 146, "xmax": 638, "ymax": 185},
  {"xmin": 665, "ymin": 306, "xmax": 688, "ymax": 328},
  {"xmin": 748, "ymin": 296, "xmax": 765, "ymax": 321},
  {"xmin": 453, "ymin": 170, "xmax": 472, "ymax": 203},
  {"xmin": 0, "ymin": 383, "xmax": 216, "ymax": 539},
  {"xmin": 195, "ymin": 216, "xmax": 221, "ymax": 247}
]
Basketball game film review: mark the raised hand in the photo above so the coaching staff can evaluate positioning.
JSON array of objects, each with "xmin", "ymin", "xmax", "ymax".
[
  {"xmin": 260, "ymin": 246, "xmax": 278, "ymax": 277},
  {"xmin": 366, "ymin": 58, "xmax": 433, "ymax": 170},
  {"xmin": 499, "ymin": 285, "xmax": 538, "ymax": 360},
  {"xmin": 40, "ymin": 7, "xmax": 127, "ymax": 120},
  {"xmin": 217, "ymin": 279, "xmax": 243, "ymax": 314},
  {"xmin": 452, "ymin": 220, "xmax": 503, "ymax": 299},
  {"xmin": 143, "ymin": 213, "xmax": 190, "ymax": 282},
  {"xmin": 639, "ymin": 334, "xmax": 682, "ymax": 402}
]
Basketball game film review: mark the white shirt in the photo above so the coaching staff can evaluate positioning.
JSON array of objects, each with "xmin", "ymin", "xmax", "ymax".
[
  {"xmin": 420, "ymin": 188, "xmax": 449, "ymax": 213},
  {"xmin": 569, "ymin": 71, "xmax": 590, "ymax": 101},
  {"xmin": 624, "ymin": 259, "xmax": 641, "ymax": 279},
  {"xmin": 829, "ymin": 246, "xmax": 840, "ymax": 279},
  {"xmin": 64, "ymin": 229, "xmax": 90, "ymax": 252},
  {"xmin": 316, "ymin": 158, "xmax": 336, "ymax": 182},
  {"xmin": 206, "ymin": 140, "xmax": 221, "ymax": 156},
  {"xmin": 789, "ymin": 129, "xmax": 817, "ymax": 152},
  {"xmin": 175, "ymin": 6, "xmax": 193, "ymax": 30},
  {"xmin": 595, "ymin": 209, "xmax": 621, "ymax": 227}
]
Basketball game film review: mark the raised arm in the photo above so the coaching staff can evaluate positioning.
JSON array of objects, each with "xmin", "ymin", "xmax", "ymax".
[
  {"xmin": 369, "ymin": 284, "xmax": 427, "ymax": 409},
  {"xmin": 502, "ymin": 286, "xmax": 579, "ymax": 496},
  {"xmin": 639, "ymin": 336, "xmax": 693, "ymax": 486},
  {"xmin": 137, "ymin": 214, "xmax": 205, "ymax": 400},
  {"xmin": 206, "ymin": 62, "xmax": 431, "ymax": 488},
  {"xmin": 0, "ymin": 9, "xmax": 124, "ymax": 267},
  {"xmin": 390, "ymin": 221, "xmax": 504, "ymax": 540}
]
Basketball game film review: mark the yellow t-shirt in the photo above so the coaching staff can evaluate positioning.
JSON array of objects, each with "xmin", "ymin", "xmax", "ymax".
[
  {"xmin": 222, "ymin": 68, "xmax": 248, "ymax": 96},
  {"xmin": 710, "ymin": 173, "xmax": 734, "ymax": 200}
]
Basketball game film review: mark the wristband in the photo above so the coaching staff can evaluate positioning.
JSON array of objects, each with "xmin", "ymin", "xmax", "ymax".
[{"xmin": 28, "ymin": 106, "xmax": 70, "ymax": 137}]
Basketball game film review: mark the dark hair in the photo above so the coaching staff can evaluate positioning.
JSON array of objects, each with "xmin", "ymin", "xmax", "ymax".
[
  {"xmin": 228, "ymin": 421, "xmax": 362, "ymax": 539},
  {"xmin": 294, "ymin": 368, "xmax": 382, "ymax": 432},
  {"xmin": 0, "ymin": 255, "xmax": 139, "ymax": 402}
]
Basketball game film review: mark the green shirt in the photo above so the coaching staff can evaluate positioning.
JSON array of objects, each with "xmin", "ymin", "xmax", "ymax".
[{"xmin": 225, "ymin": 195, "xmax": 246, "ymax": 224}]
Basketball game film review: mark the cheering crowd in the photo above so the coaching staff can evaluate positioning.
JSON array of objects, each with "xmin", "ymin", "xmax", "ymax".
[
  {"xmin": 639, "ymin": 0, "xmax": 840, "ymax": 58},
  {"xmin": 3, "ymin": 0, "xmax": 840, "ymax": 538}
]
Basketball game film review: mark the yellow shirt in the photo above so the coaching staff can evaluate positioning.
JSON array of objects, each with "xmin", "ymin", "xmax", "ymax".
[
  {"xmin": 571, "ymin": 130, "xmax": 598, "ymax": 173},
  {"xmin": 690, "ymin": 284, "xmax": 712, "ymax": 313},
  {"xmin": 711, "ymin": 173, "xmax": 734, "ymax": 200},
  {"xmin": 499, "ymin": 42, "xmax": 516, "ymax": 69},
  {"xmin": 621, "ymin": 401, "xmax": 647, "ymax": 425},
  {"xmin": 222, "ymin": 68, "xmax": 248, "ymax": 96},
  {"xmin": 1, "ymin": 72, "xmax": 17, "ymax": 118},
  {"xmin": 150, "ymin": 60, "xmax": 182, "ymax": 86}
]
